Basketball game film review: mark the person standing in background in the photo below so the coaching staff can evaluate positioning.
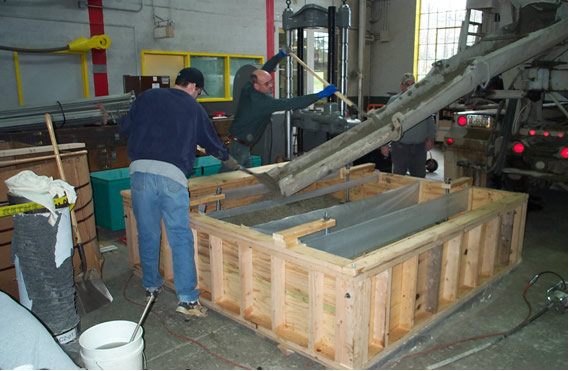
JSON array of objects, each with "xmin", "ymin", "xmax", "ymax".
[{"xmin": 380, "ymin": 72, "xmax": 435, "ymax": 178}]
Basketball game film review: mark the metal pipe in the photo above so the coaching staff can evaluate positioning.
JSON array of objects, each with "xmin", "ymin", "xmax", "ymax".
[
  {"xmin": 358, "ymin": 0, "xmax": 366, "ymax": 120},
  {"xmin": 0, "ymin": 92, "xmax": 134, "ymax": 120},
  {"xmin": 297, "ymin": 27, "xmax": 305, "ymax": 154},
  {"xmin": 78, "ymin": 0, "xmax": 143, "ymax": 12},
  {"xmin": 339, "ymin": 27, "xmax": 349, "ymax": 116},
  {"xmin": 286, "ymin": 28, "xmax": 294, "ymax": 159},
  {"xmin": 296, "ymin": 28, "xmax": 305, "ymax": 96},
  {"xmin": 216, "ymin": 187, "xmax": 222, "ymax": 211},
  {"xmin": 0, "ymin": 92, "xmax": 133, "ymax": 131},
  {"xmin": 327, "ymin": 6, "xmax": 336, "ymax": 103},
  {"xmin": 547, "ymin": 92, "xmax": 568, "ymax": 118},
  {"xmin": 345, "ymin": 164, "xmax": 351, "ymax": 202},
  {"xmin": 339, "ymin": 4, "xmax": 351, "ymax": 116}
]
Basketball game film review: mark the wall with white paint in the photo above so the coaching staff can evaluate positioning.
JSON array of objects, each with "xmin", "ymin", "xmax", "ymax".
[{"xmin": 0, "ymin": 0, "xmax": 417, "ymax": 109}]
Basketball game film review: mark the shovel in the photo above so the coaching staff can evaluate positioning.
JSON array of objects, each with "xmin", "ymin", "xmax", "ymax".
[
  {"xmin": 287, "ymin": 50, "xmax": 368, "ymax": 119},
  {"xmin": 45, "ymin": 113, "xmax": 113, "ymax": 314},
  {"xmin": 196, "ymin": 145, "xmax": 283, "ymax": 197},
  {"xmin": 238, "ymin": 166, "xmax": 283, "ymax": 199}
]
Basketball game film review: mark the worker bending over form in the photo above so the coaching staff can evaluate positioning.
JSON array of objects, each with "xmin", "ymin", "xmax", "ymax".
[{"xmin": 121, "ymin": 67, "xmax": 239, "ymax": 318}]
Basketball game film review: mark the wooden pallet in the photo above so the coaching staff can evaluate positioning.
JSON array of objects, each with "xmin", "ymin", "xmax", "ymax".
[{"xmin": 121, "ymin": 164, "xmax": 527, "ymax": 369}]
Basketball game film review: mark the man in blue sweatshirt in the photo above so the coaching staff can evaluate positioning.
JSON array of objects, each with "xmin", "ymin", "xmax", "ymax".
[
  {"xmin": 220, "ymin": 47, "xmax": 338, "ymax": 170},
  {"xmin": 121, "ymin": 67, "xmax": 238, "ymax": 318}
]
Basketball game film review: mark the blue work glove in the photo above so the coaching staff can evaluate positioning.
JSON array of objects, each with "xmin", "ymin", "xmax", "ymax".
[
  {"xmin": 317, "ymin": 84, "xmax": 338, "ymax": 99},
  {"xmin": 279, "ymin": 45, "xmax": 291, "ymax": 58}
]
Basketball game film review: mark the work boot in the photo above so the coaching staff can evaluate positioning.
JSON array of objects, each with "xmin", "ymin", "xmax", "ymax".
[
  {"xmin": 145, "ymin": 287, "xmax": 163, "ymax": 303},
  {"xmin": 176, "ymin": 300, "xmax": 208, "ymax": 318}
]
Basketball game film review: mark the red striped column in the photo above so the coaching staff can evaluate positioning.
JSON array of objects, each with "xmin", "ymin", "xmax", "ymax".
[
  {"xmin": 266, "ymin": 0, "xmax": 275, "ymax": 96},
  {"xmin": 88, "ymin": 0, "xmax": 109, "ymax": 96}
]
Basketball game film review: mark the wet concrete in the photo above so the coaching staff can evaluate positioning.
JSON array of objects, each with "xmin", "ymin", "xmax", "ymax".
[{"xmin": 222, "ymin": 194, "xmax": 342, "ymax": 227}]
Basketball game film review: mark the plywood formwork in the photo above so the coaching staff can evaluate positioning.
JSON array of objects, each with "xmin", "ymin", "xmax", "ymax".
[{"xmin": 121, "ymin": 164, "xmax": 528, "ymax": 369}]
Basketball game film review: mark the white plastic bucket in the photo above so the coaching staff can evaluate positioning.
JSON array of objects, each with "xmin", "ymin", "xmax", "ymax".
[{"xmin": 79, "ymin": 320, "xmax": 144, "ymax": 370}]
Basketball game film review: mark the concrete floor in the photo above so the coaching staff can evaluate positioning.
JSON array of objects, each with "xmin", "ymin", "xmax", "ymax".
[{"xmin": 69, "ymin": 149, "xmax": 567, "ymax": 370}]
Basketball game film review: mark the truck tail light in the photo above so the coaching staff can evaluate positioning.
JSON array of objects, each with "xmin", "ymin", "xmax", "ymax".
[
  {"xmin": 445, "ymin": 138, "xmax": 454, "ymax": 145},
  {"xmin": 561, "ymin": 147, "xmax": 568, "ymax": 159},
  {"xmin": 543, "ymin": 131, "xmax": 550, "ymax": 137},
  {"xmin": 512, "ymin": 142, "xmax": 525, "ymax": 154},
  {"xmin": 457, "ymin": 116, "xmax": 467, "ymax": 126},
  {"xmin": 529, "ymin": 129, "xmax": 536, "ymax": 136}
]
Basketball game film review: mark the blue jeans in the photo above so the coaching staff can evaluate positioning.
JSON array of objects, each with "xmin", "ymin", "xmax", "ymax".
[{"xmin": 130, "ymin": 172, "xmax": 199, "ymax": 302}]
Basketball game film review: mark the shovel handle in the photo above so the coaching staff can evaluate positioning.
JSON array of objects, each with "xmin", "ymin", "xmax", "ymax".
[
  {"xmin": 130, "ymin": 295, "xmax": 154, "ymax": 343},
  {"xmin": 45, "ymin": 113, "xmax": 83, "ymax": 246},
  {"xmin": 288, "ymin": 51, "xmax": 367, "ymax": 118},
  {"xmin": 76, "ymin": 242, "xmax": 88, "ymax": 274}
]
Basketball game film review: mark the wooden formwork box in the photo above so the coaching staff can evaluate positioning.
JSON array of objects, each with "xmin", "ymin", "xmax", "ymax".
[
  {"xmin": 0, "ymin": 142, "xmax": 103, "ymax": 300},
  {"xmin": 121, "ymin": 164, "xmax": 528, "ymax": 369}
]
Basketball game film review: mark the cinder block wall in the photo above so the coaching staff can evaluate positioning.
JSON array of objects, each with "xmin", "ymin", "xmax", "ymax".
[{"xmin": 0, "ymin": 0, "xmax": 416, "ymax": 108}]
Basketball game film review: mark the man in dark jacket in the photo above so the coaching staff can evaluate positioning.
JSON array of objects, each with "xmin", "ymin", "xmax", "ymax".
[
  {"xmin": 221, "ymin": 47, "xmax": 338, "ymax": 170},
  {"xmin": 381, "ymin": 73, "xmax": 435, "ymax": 177},
  {"xmin": 120, "ymin": 67, "xmax": 238, "ymax": 318}
]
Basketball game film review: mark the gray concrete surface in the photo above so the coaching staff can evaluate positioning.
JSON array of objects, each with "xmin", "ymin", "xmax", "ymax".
[{"xmin": 70, "ymin": 152, "xmax": 567, "ymax": 370}]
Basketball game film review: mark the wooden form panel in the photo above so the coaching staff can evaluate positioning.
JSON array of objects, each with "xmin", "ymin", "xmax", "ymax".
[
  {"xmin": 195, "ymin": 231, "xmax": 213, "ymax": 301},
  {"xmin": 369, "ymin": 269, "xmax": 391, "ymax": 355},
  {"xmin": 122, "ymin": 167, "xmax": 528, "ymax": 369}
]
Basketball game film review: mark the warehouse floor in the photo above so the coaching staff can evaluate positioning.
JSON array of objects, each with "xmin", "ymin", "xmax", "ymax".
[{"xmin": 67, "ymin": 151, "xmax": 567, "ymax": 370}]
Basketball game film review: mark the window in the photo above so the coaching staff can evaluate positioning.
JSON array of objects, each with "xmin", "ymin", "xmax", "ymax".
[
  {"xmin": 415, "ymin": 0, "xmax": 481, "ymax": 81},
  {"xmin": 190, "ymin": 56, "xmax": 225, "ymax": 98},
  {"xmin": 141, "ymin": 51, "xmax": 263, "ymax": 102},
  {"xmin": 277, "ymin": 28, "xmax": 331, "ymax": 98},
  {"xmin": 229, "ymin": 58, "xmax": 261, "ymax": 96}
]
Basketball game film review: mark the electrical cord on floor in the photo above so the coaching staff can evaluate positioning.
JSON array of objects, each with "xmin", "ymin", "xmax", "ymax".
[
  {"xmin": 379, "ymin": 271, "xmax": 567, "ymax": 369},
  {"xmin": 122, "ymin": 272, "xmax": 250, "ymax": 370},
  {"xmin": 425, "ymin": 301, "xmax": 553, "ymax": 369}
]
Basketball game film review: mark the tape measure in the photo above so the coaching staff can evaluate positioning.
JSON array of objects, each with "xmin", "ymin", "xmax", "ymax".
[{"xmin": 0, "ymin": 195, "xmax": 75, "ymax": 217}]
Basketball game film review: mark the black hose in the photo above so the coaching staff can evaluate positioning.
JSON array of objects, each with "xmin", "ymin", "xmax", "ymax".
[{"xmin": 0, "ymin": 45, "xmax": 70, "ymax": 53}]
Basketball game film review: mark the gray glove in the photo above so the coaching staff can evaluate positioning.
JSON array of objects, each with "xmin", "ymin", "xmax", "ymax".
[
  {"xmin": 222, "ymin": 156, "xmax": 240, "ymax": 170},
  {"xmin": 279, "ymin": 45, "xmax": 292, "ymax": 58}
]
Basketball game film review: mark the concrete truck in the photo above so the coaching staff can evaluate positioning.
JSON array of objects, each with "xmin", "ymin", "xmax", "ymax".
[
  {"xmin": 266, "ymin": 0, "xmax": 567, "ymax": 197},
  {"xmin": 441, "ymin": 0, "xmax": 568, "ymax": 194}
]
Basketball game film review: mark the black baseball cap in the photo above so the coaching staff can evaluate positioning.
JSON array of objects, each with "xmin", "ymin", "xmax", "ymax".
[{"xmin": 176, "ymin": 67, "xmax": 208, "ymax": 95}]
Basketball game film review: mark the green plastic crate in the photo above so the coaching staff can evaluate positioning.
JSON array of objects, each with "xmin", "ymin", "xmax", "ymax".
[
  {"xmin": 197, "ymin": 156, "xmax": 222, "ymax": 176},
  {"xmin": 189, "ymin": 155, "xmax": 262, "ymax": 178},
  {"xmin": 91, "ymin": 156, "xmax": 263, "ymax": 230},
  {"xmin": 90, "ymin": 168, "xmax": 131, "ymax": 231}
]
